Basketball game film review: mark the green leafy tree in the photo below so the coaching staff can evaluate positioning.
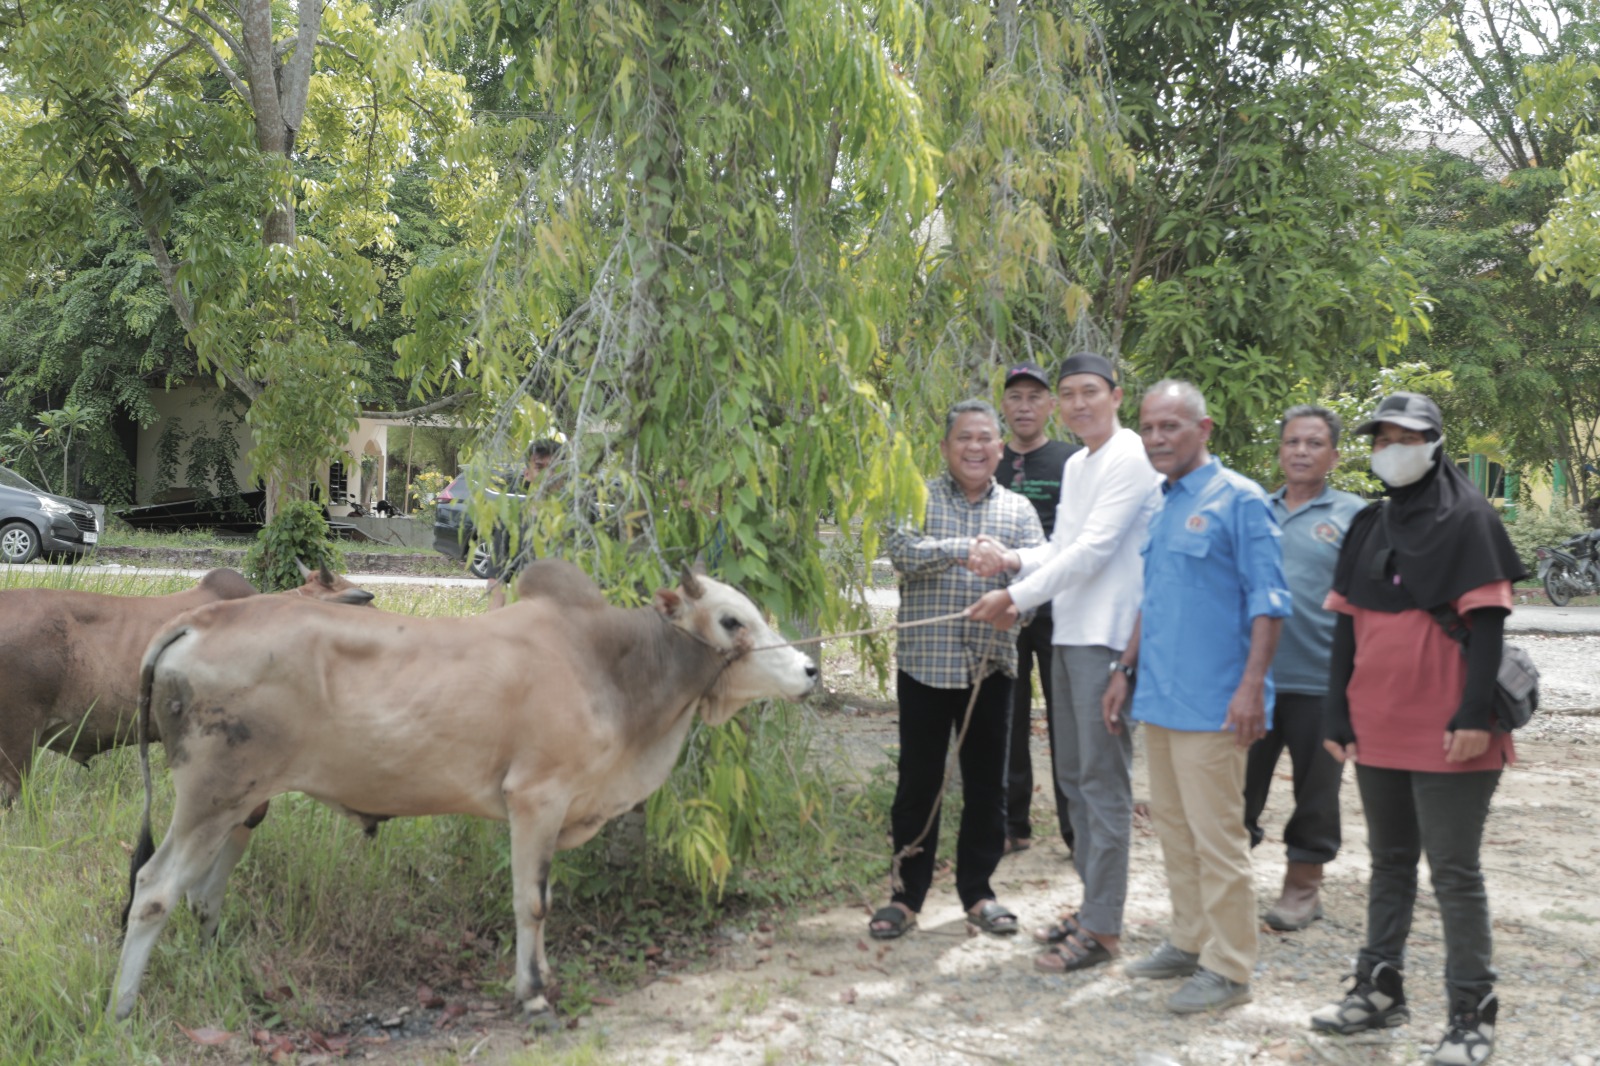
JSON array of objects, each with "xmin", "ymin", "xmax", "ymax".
[
  {"xmin": 33, "ymin": 404, "xmax": 96, "ymax": 496},
  {"xmin": 1395, "ymin": 0, "xmax": 1600, "ymax": 501},
  {"xmin": 1087, "ymin": 0, "xmax": 1427, "ymax": 453},
  {"xmin": 243, "ymin": 499, "xmax": 344, "ymax": 592},
  {"xmin": 398, "ymin": 0, "xmax": 1137, "ymax": 894},
  {"xmin": 0, "ymin": 197, "xmax": 186, "ymax": 503},
  {"xmin": 895, "ymin": 0, "xmax": 1131, "ymax": 399},
  {"xmin": 0, "ymin": 1, "xmax": 472, "ymax": 514},
  {"xmin": 1395, "ymin": 149, "xmax": 1600, "ymax": 498}
]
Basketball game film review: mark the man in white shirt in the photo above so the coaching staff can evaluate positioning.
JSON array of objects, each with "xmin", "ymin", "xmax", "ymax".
[{"xmin": 967, "ymin": 351, "xmax": 1161, "ymax": 973}]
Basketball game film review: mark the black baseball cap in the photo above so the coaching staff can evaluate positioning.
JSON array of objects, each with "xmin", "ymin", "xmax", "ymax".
[
  {"xmin": 1057, "ymin": 351, "xmax": 1118, "ymax": 388},
  {"xmin": 1004, "ymin": 362, "xmax": 1052, "ymax": 390},
  {"xmin": 1354, "ymin": 392, "xmax": 1443, "ymax": 436}
]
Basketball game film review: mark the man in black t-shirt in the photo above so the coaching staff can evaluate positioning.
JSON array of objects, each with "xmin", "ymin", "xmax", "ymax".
[{"xmin": 997, "ymin": 362, "xmax": 1082, "ymax": 855}]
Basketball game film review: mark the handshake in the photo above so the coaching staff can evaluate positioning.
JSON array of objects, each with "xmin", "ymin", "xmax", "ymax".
[
  {"xmin": 963, "ymin": 535, "xmax": 1023, "ymax": 629},
  {"xmin": 965, "ymin": 534, "xmax": 1020, "ymax": 578}
]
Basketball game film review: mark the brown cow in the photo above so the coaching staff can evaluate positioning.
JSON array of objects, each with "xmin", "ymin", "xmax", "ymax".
[
  {"xmin": 0, "ymin": 564, "xmax": 373, "ymax": 804},
  {"xmin": 110, "ymin": 560, "xmax": 818, "ymax": 1020}
]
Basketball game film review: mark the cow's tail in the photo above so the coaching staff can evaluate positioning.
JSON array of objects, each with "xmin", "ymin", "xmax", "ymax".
[{"xmin": 121, "ymin": 624, "xmax": 192, "ymax": 933}]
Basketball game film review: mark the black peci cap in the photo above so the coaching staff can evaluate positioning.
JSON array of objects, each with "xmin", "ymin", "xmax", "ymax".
[{"xmin": 1056, "ymin": 352, "xmax": 1118, "ymax": 388}]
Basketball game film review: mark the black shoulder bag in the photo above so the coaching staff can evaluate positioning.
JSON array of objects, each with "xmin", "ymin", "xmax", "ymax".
[
  {"xmin": 1378, "ymin": 502, "xmax": 1538, "ymax": 731},
  {"xmin": 1424, "ymin": 605, "xmax": 1539, "ymax": 732}
]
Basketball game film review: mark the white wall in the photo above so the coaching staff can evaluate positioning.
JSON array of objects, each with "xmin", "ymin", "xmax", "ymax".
[
  {"xmin": 135, "ymin": 386, "xmax": 392, "ymax": 508},
  {"xmin": 134, "ymin": 386, "xmax": 257, "ymax": 503}
]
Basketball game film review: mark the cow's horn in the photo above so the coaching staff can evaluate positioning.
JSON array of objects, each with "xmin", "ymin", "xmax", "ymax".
[
  {"xmin": 680, "ymin": 566, "xmax": 705, "ymax": 600},
  {"xmin": 319, "ymin": 561, "xmax": 336, "ymax": 585},
  {"xmin": 295, "ymin": 558, "xmax": 313, "ymax": 580}
]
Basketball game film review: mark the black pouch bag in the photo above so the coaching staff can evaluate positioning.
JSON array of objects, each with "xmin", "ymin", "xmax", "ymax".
[{"xmin": 1426, "ymin": 606, "xmax": 1539, "ymax": 732}]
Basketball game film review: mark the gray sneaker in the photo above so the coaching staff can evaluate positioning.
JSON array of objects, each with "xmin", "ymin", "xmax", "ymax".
[
  {"xmin": 1167, "ymin": 968, "xmax": 1252, "ymax": 1014},
  {"xmin": 1124, "ymin": 941, "xmax": 1201, "ymax": 980}
]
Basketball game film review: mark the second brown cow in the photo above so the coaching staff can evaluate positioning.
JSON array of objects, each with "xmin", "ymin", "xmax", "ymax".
[{"xmin": 0, "ymin": 564, "xmax": 373, "ymax": 804}]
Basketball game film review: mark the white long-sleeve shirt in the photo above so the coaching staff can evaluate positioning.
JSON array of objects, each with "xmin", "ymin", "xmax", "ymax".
[{"xmin": 1007, "ymin": 426, "xmax": 1162, "ymax": 650}]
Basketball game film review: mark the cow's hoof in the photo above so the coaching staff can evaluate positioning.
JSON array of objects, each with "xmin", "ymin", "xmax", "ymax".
[{"xmin": 522, "ymin": 996, "xmax": 559, "ymax": 1032}]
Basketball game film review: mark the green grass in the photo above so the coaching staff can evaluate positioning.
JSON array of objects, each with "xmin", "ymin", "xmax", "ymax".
[
  {"xmin": 96, "ymin": 525, "xmax": 251, "ymax": 550},
  {"xmin": 0, "ymin": 568, "xmax": 892, "ymax": 1063},
  {"xmin": 96, "ymin": 524, "xmax": 448, "ymax": 559},
  {"xmin": 0, "ymin": 562, "xmax": 199, "ymax": 596}
]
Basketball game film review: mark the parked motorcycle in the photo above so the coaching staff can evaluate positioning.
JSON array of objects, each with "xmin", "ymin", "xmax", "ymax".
[{"xmin": 1536, "ymin": 530, "xmax": 1600, "ymax": 606}]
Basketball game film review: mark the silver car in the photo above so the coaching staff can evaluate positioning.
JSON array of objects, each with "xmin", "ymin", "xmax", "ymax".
[{"xmin": 0, "ymin": 465, "xmax": 100, "ymax": 564}]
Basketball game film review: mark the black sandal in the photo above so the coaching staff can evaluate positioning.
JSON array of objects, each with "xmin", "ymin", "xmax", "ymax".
[
  {"xmin": 869, "ymin": 905, "xmax": 916, "ymax": 940},
  {"xmin": 1031, "ymin": 911, "xmax": 1081, "ymax": 945},
  {"xmin": 966, "ymin": 900, "xmax": 1019, "ymax": 936}
]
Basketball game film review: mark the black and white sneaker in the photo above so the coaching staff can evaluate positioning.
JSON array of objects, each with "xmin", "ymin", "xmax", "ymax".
[
  {"xmin": 1431, "ymin": 990, "xmax": 1497, "ymax": 1065},
  {"xmin": 1310, "ymin": 961, "xmax": 1409, "ymax": 1034}
]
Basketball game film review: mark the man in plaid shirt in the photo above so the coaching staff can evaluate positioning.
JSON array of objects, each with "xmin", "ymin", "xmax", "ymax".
[{"xmin": 868, "ymin": 399, "xmax": 1046, "ymax": 942}]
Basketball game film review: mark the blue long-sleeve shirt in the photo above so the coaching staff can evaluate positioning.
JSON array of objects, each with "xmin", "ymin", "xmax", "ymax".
[{"xmin": 1131, "ymin": 458, "xmax": 1292, "ymax": 732}]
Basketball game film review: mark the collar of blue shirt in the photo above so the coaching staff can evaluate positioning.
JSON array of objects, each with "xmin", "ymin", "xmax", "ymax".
[
  {"xmin": 1268, "ymin": 482, "xmax": 1336, "ymax": 511},
  {"xmin": 1160, "ymin": 455, "xmax": 1219, "ymax": 497}
]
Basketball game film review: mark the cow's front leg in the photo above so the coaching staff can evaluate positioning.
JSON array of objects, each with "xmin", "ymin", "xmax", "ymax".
[
  {"xmin": 505, "ymin": 789, "xmax": 566, "ymax": 1015},
  {"xmin": 111, "ymin": 813, "xmax": 235, "ymax": 1020},
  {"xmin": 0, "ymin": 729, "xmax": 40, "ymax": 807}
]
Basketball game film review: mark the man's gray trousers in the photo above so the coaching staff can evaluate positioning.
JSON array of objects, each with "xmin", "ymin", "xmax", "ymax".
[{"xmin": 1049, "ymin": 644, "xmax": 1134, "ymax": 936}]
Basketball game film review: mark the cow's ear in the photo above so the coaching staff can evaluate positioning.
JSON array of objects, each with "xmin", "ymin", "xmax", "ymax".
[
  {"xmin": 680, "ymin": 566, "xmax": 705, "ymax": 600},
  {"xmin": 654, "ymin": 587, "xmax": 684, "ymax": 619}
]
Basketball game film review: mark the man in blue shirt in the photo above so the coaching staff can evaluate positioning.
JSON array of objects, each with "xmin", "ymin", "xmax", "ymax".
[
  {"xmin": 1245, "ymin": 406, "xmax": 1365, "ymax": 932},
  {"xmin": 1102, "ymin": 380, "xmax": 1291, "ymax": 1014}
]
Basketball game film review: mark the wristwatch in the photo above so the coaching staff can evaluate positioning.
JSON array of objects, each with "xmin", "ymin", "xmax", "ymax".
[{"xmin": 1109, "ymin": 660, "xmax": 1136, "ymax": 683}]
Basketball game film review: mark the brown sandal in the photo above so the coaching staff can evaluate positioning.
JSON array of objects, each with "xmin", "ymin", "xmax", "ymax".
[{"xmin": 1034, "ymin": 931, "xmax": 1114, "ymax": 973}]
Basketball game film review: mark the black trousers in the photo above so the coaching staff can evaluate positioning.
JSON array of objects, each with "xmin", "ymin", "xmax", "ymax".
[
  {"xmin": 1005, "ymin": 609, "xmax": 1073, "ymax": 847},
  {"xmin": 1356, "ymin": 764, "xmax": 1500, "ymax": 1004},
  {"xmin": 1243, "ymin": 691, "xmax": 1343, "ymax": 864},
  {"xmin": 891, "ymin": 670, "xmax": 1012, "ymax": 913}
]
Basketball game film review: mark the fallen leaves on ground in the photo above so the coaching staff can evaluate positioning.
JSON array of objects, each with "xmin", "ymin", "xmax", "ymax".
[{"xmin": 178, "ymin": 1024, "xmax": 234, "ymax": 1046}]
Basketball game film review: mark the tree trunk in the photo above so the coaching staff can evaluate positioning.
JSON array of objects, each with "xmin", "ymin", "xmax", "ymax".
[{"xmin": 233, "ymin": 0, "xmax": 324, "ymax": 520}]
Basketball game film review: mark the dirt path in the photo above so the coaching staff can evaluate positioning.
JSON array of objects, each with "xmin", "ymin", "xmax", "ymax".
[{"xmin": 357, "ymin": 639, "xmax": 1600, "ymax": 1065}]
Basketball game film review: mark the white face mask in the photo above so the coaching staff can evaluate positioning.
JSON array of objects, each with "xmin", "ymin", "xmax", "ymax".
[{"xmin": 1370, "ymin": 438, "xmax": 1441, "ymax": 487}]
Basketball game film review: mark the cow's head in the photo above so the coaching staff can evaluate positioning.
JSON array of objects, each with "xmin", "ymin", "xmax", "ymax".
[
  {"xmin": 291, "ymin": 559, "xmax": 377, "ymax": 606},
  {"xmin": 654, "ymin": 568, "xmax": 819, "ymax": 724}
]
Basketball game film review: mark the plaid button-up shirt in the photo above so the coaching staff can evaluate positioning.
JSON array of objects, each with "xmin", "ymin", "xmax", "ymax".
[{"xmin": 886, "ymin": 474, "xmax": 1045, "ymax": 688}]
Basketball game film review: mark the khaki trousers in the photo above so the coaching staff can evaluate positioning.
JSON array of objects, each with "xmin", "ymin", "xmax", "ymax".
[{"xmin": 1144, "ymin": 723, "xmax": 1257, "ymax": 984}]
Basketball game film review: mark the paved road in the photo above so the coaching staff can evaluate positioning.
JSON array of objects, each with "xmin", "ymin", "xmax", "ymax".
[
  {"xmin": 1505, "ymin": 603, "xmax": 1600, "ymax": 634},
  {"xmin": 16, "ymin": 562, "xmax": 1600, "ymax": 634},
  {"xmin": 3, "ymin": 561, "xmax": 486, "ymax": 588},
  {"xmin": 863, "ymin": 586, "xmax": 1600, "ymax": 633}
]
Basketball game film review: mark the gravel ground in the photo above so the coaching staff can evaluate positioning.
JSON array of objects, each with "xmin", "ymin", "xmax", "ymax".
[
  {"xmin": 502, "ymin": 635, "xmax": 1600, "ymax": 1066},
  {"xmin": 316, "ymin": 625, "xmax": 1600, "ymax": 1065}
]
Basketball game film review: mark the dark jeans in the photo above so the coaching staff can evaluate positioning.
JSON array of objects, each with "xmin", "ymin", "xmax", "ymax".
[
  {"xmin": 891, "ymin": 670, "xmax": 1012, "ymax": 913},
  {"xmin": 1243, "ymin": 692, "xmax": 1343, "ymax": 864},
  {"xmin": 1355, "ymin": 764, "xmax": 1501, "ymax": 1002},
  {"xmin": 1006, "ymin": 609, "xmax": 1072, "ymax": 847}
]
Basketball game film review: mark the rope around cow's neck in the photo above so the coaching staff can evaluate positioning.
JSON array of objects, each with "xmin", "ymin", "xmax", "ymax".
[
  {"xmin": 754, "ymin": 608, "xmax": 971, "ymax": 652},
  {"xmin": 747, "ymin": 611, "xmax": 998, "ymax": 900},
  {"xmin": 686, "ymin": 606, "xmax": 996, "ymax": 899}
]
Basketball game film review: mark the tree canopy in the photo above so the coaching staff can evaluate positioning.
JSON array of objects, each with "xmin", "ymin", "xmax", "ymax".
[{"xmin": 0, "ymin": 0, "xmax": 472, "ymax": 508}]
